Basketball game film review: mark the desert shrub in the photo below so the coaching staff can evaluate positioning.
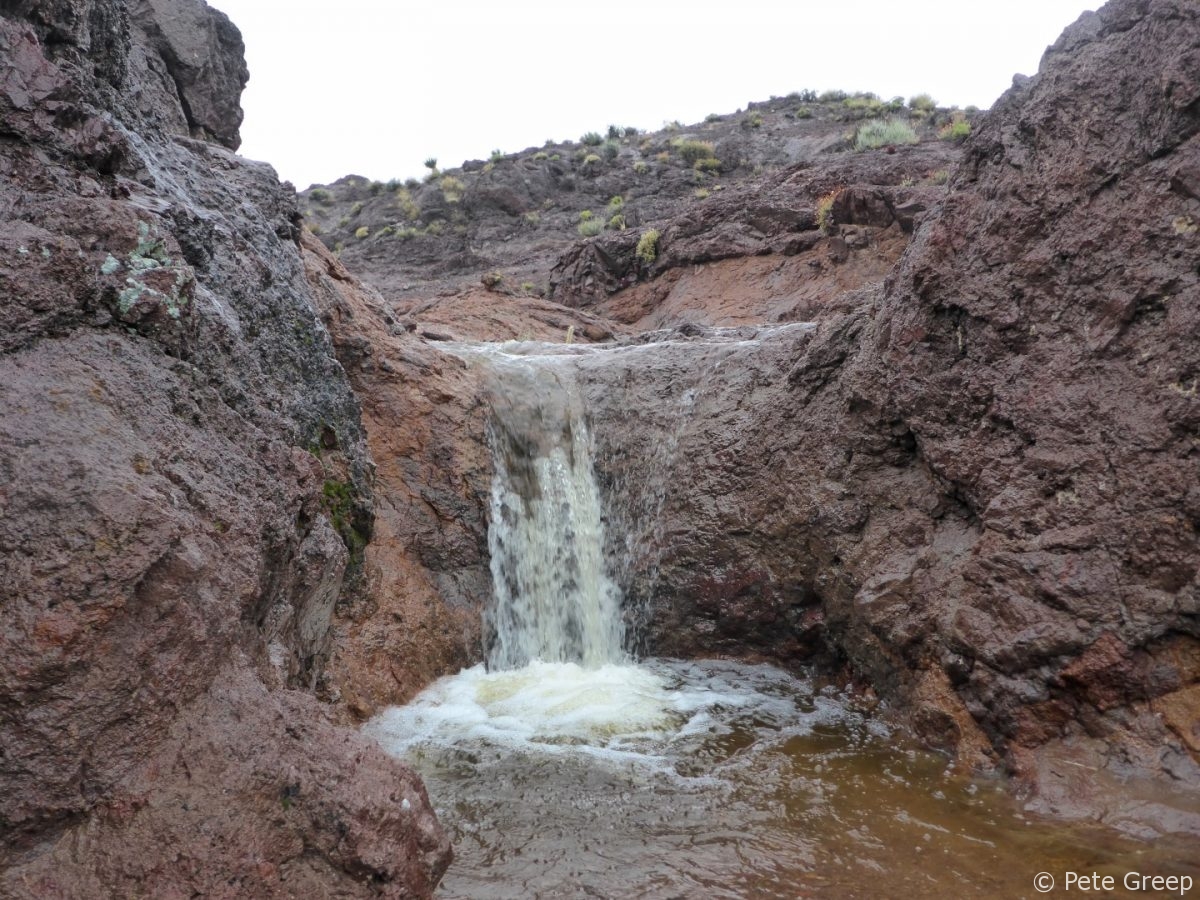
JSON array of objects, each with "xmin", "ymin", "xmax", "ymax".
[
  {"xmin": 440, "ymin": 176, "xmax": 465, "ymax": 203},
  {"xmin": 521, "ymin": 281, "xmax": 537, "ymax": 294},
  {"xmin": 581, "ymin": 131, "xmax": 603, "ymax": 146},
  {"xmin": 350, "ymin": 201, "xmax": 364, "ymax": 215},
  {"xmin": 376, "ymin": 225, "xmax": 394, "ymax": 237},
  {"xmin": 694, "ymin": 188, "xmax": 710, "ymax": 199},
  {"xmin": 481, "ymin": 161, "xmax": 495, "ymax": 175},
  {"xmin": 523, "ymin": 211, "xmax": 541, "ymax": 226},
  {"xmin": 307, "ymin": 222, "xmax": 322, "ymax": 235},
  {"xmin": 481, "ymin": 272, "xmax": 503, "ymax": 289},
  {"xmin": 577, "ymin": 218, "xmax": 604, "ymax": 237},
  {"xmin": 677, "ymin": 139, "xmax": 716, "ymax": 164},
  {"xmin": 908, "ymin": 93, "xmax": 937, "ymax": 113},
  {"xmin": 633, "ymin": 160, "xmax": 649, "ymax": 174},
  {"xmin": 842, "ymin": 95, "xmax": 884, "ymax": 119},
  {"xmin": 636, "ymin": 228, "xmax": 660, "ymax": 264},
  {"xmin": 579, "ymin": 209, "xmax": 594, "ymax": 221},
  {"xmin": 425, "ymin": 220, "xmax": 444, "ymax": 235},
  {"xmin": 607, "ymin": 124, "xmax": 623, "ymax": 140},
  {"xmin": 816, "ymin": 190, "xmax": 838, "ymax": 234},
  {"xmin": 819, "ymin": 89, "xmax": 848, "ymax": 103},
  {"xmin": 423, "ymin": 157, "xmax": 438, "ymax": 171},
  {"xmin": 793, "ymin": 89, "xmax": 818, "ymax": 102},
  {"xmin": 694, "ymin": 157, "xmax": 722, "ymax": 173},
  {"xmin": 338, "ymin": 216, "xmax": 350, "ymax": 228},
  {"xmin": 395, "ymin": 227, "xmax": 420, "ymax": 240},
  {"xmin": 705, "ymin": 112, "xmax": 722, "ymax": 123},
  {"xmin": 385, "ymin": 178, "xmax": 402, "ymax": 192},
  {"xmin": 490, "ymin": 148, "xmax": 504, "ymax": 162},
  {"xmin": 601, "ymin": 140, "xmax": 620, "ymax": 160},
  {"xmin": 886, "ymin": 96, "xmax": 906, "ymax": 112},
  {"xmin": 394, "ymin": 189, "xmax": 420, "ymax": 221},
  {"xmin": 608, "ymin": 195, "xmax": 624, "ymax": 209},
  {"xmin": 938, "ymin": 119, "xmax": 971, "ymax": 142},
  {"xmin": 655, "ymin": 151, "xmax": 670, "ymax": 163},
  {"xmin": 794, "ymin": 107, "xmax": 812, "ymax": 119},
  {"xmin": 582, "ymin": 153, "xmax": 602, "ymax": 168},
  {"xmin": 550, "ymin": 153, "xmax": 561, "ymax": 161},
  {"xmin": 742, "ymin": 112, "xmax": 764, "ymax": 129},
  {"xmin": 354, "ymin": 226, "xmax": 369, "ymax": 239},
  {"xmin": 533, "ymin": 151, "xmax": 549, "ymax": 160},
  {"xmin": 929, "ymin": 169, "xmax": 950, "ymax": 185},
  {"xmin": 368, "ymin": 181, "xmax": 384, "ymax": 195},
  {"xmin": 309, "ymin": 188, "xmax": 332, "ymax": 204},
  {"xmin": 854, "ymin": 118, "xmax": 919, "ymax": 150},
  {"xmin": 623, "ymin": 126, "xmax": 640, "ymax": 138},
  {"xmin": 608, "ymin": 213, "xmax": 626, "ymax": 230}
]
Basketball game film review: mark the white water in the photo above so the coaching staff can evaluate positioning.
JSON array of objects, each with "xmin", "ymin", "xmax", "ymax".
[
  {"xmin": 486, "ymin": 389, "xmax": 624, "ymax": 669},
  {"xmin": 363, "ymin": 335, "xmax": 1199, "ymax": 899},
  {"xmin": 365, "ymin": 336, "xmax": 820, "ymax": 765}
]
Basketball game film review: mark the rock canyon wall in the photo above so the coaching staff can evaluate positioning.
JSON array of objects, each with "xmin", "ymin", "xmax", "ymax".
[
  {"xmin": 1, "ymin": 0, "xmax": 1198, "ymax": 894},
  {"xmin": 316, "ymin": 0, "xmax": 1200, "ymax": 840},
  {"xmin": 0, "ymin": 0, "xmax": 450, "ymax": 894}
]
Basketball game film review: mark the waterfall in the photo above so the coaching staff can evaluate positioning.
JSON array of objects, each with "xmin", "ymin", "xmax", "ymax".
[{"xmin": 480, "ymin": 353, "xmax": 625, "ymax": 670}]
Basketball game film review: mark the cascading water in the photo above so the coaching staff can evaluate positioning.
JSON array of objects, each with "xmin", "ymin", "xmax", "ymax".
[
  {"xmin": 365, "ymin": 334, "xmax": 1198, "ymax": 899},
  {"xmin": 483, "ymin": 359, "xmax": 623, "ymax": 669}
]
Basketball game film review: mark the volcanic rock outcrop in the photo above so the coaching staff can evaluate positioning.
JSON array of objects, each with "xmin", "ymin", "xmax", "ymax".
[
  {"xmin": 317, "ymin": 0, "xmax": 1200, "ymax": 840},
  {"xmin": 581, "ymin": 0, "xmax": 1200, "ymax": 836},
  {"xmin": 0, "ymin": 0, "xmax": 449, "ymax": 894},
  {"xmin": 3, "ymin": 0, "xmax": 1198, "ymax": 892}
]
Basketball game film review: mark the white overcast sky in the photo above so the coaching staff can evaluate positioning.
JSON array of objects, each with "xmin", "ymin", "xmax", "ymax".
[{"xmin": 210, "ymin": 0, "xmax": 1098, "ymax": 191}]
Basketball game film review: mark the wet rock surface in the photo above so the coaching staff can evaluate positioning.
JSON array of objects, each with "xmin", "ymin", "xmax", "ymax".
[
  {"xmin": 0, "ymin": 0, "xmax": 449, "ymax": 894},
  {"xmin": 3, "ymin": 0, "xmax": 1198, "ymax": 887},
  {"xmin": 319, "ymin": 0, "xmax": 1200, "ymax": 842},
  {"xmin": 301, "ymin": 233, "xmax": 491, "ymax": 715}
]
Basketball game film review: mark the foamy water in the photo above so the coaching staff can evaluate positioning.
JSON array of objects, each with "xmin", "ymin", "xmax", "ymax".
[
  {"xmin": 365, "ymin": 657, "xmax": 845, "ymax": 770},
  {"xmin": 364, "ymin": 337, "xmax": 1199, "ymax": 897}
]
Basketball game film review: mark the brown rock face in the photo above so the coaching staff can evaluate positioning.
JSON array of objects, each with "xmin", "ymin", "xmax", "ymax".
[
  {"xmin": 0, "ymin": 0, "xmax": 448, "ymax": 894},
  {"xmin": 301, "ymin": 233, "xmax": 492, "ymax": 715},
  {"xmin": 863, "ymin": 0, "xmax": 1200, "ymax": 826},
  {"xmin": 581, "ymin": 0, "xmax": 1200, "ymax": 835},
  {"xmin": 317, "ymin": 0, "xmax": 1200, "ymax": 840}
]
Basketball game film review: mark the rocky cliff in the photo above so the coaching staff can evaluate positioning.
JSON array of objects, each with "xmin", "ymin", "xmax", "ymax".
[
  {"xmin": 315, "ymin": 0, "xmax": 1200, "ymax": 841},
  {"xmin": 0, "ymin": 0, "xmax": 449, "ymax": 894},
  {"xmin": 2, "ymin": 0, "xmax": 1197, "ymax": 891}
]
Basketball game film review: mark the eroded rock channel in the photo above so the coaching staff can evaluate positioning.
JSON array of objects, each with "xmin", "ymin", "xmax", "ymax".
[
  {"xmin": 1, "ymin": 0, "xmax": 1198, "ymax": 895},
  {"xmin": 364, "ymin": 335, "xmax": 1198, "ymax": 898}
]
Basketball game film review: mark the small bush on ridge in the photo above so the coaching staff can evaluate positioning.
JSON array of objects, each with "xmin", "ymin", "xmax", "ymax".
[
  {"xmin": 636, "ymin": 228, "xmax": 660, "ymax": 265},
  {"xmin": 855, "ymin": 118, "xmax": 919, "ymax": 150}
]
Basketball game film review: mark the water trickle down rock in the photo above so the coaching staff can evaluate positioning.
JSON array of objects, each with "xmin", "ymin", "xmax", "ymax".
[{"xmin": 476, "ymin": 351, "xmax": 626, "ymax": 669}]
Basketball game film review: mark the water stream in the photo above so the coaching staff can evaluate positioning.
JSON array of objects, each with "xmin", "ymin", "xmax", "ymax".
[{"xmin": 366, "ymin": 334, "xmax": 1199, "ymax": 899}]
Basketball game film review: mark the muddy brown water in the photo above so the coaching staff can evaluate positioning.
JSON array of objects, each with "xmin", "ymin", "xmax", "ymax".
[
  {"xmin": 367, "ymin": 658, "xmax": 1198, "ymax": 900},
  {"xmin": 371, "ymin": 337, "xmax": 1199, "ymax": 899}
]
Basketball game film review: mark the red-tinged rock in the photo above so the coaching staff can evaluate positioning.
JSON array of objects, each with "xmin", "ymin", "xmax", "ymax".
[{"xmin": 0, "ymin": 0, "xmax": 448, "ymax": 895}]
